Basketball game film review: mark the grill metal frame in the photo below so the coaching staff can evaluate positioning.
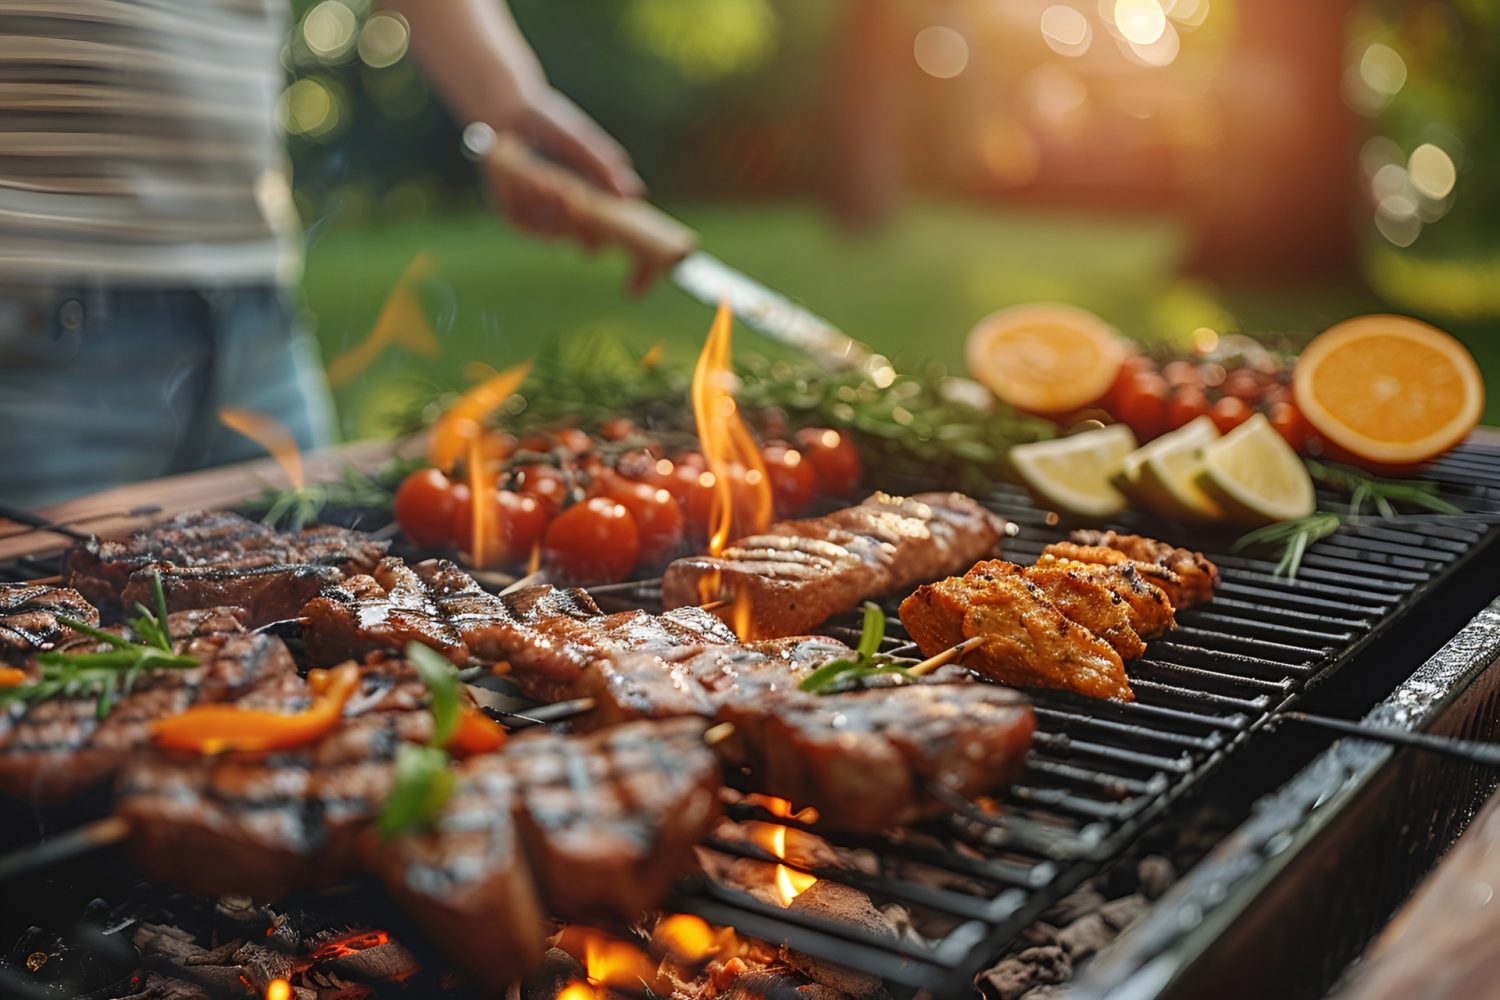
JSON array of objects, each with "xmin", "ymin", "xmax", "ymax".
[{"xmin": 0, "ymin": 442, "xmax": 1498, "ymax": 997}]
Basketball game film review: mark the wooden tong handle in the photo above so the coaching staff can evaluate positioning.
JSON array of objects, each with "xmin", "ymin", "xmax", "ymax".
[{"xmin": 463, "ymin": 122, "xmax": 697, "ymax": 286}]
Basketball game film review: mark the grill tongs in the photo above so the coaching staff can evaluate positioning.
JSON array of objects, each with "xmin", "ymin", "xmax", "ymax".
[{"xmin": 1279, "ymin": 712, "xmax": 1500, "ymax": 768}]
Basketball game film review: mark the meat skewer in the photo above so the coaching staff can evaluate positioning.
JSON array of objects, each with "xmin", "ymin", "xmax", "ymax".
[{"xmin": 661, "ymin": 492, "xmax": 1007, "ymax": 639}]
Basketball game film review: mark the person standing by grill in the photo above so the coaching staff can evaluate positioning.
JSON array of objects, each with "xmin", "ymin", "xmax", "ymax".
[{"xmin": 0, "ymin": 0, "xmax": 642, "ymax": 509}]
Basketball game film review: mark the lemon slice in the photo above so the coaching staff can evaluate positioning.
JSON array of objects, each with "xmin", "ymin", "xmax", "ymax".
[
  {"xmin": 1133, "ymin": 416, "xmax": 1224, "ymax": 521},
  {"xmin": 1198, "ymin": 413, "xmax": 1316, "ymax": 524},
  {"xmin": 1010, "ymin": 424, "xmax": 1138, "ymax": 518}
]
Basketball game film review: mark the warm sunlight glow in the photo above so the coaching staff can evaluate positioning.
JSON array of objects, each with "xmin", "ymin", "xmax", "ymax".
[
  {"xmin": 429, "ymin": 360, "xmax": 533, "ymax": 471},
  {"xmin": 218, "ymin": 408, "xmax": 304, "ymax": 490},
  {"xmin": 327, "ymin": 250, "xmax": 440, "ymax": 386}
]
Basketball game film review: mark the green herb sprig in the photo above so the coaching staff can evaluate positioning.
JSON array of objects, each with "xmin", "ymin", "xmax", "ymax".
[
  {"xmin": 242, "ymin": 462, "xmax": 410, "ymax": 531},
  {"xmin": 379, "ymin": 642, "xmax": 463, "ymax": 838},
  {"xmin": 0, "ymin": 573, "xmax": 197, "ymax": 719},
  {"xmin": 1232, "ymin": 512, "xmax": 1345, "ymax": 579},
  {"xmin": 797, "ymin": 603, "xmax": 915, "ymax": 695}
]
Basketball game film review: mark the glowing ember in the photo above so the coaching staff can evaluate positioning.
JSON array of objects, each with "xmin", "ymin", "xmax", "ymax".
[
  {"xmin": 310, "ymin": 929, "xmax": 391, "ymax": 962},
  {"xmin": 218, "ymin": 408, "xmax": 304, "ymax": 490},
  {"xmin": 265, "ymin": 979, "xmax": 291, "ymax": 1000},
  {"xmin": 749, "ymin": 796, "xmax": 818, "ymax": 905},
  {"xmin": 557, "ymin": 983, "xmax": 595, "ymax": 1000},
  {"xmin": 653, "ymin": 914, "xmax": 719, "ymax": 965},
  {"xmin": 429, "ymin": 360, "xmax": 532, "ymax": 472}
]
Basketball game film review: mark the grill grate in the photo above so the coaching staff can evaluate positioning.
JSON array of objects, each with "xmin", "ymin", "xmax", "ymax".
[{"xmin": 1, "ymin": 443, "xmax": 1499, "ymax": 996}]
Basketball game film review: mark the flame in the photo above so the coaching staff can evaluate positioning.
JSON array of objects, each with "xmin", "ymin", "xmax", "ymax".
[
  {"xmin": 690, "ymin": 302, "xmax": 772, "ymax": 558},
  {"xmin": 748, "ymin": 796, "xmax": 818, "ymax": 906},
  {"xmin": 653, "ymin": 914, "xmax": 718, "ymax": 965},
  {"xmin": 265, "ymin": 980, "xmax": 291, "ymax": 1000},
  {"xmin": 429, "ymin": 360, "xmax": 533, "ymax": 472},
  {"xmin": 557, "ymin": 984, "xmax": 595, "ymax": 1000},
  {"xmin": 467, "ymin": 435, "xmax": 491, "ymax": 568},
  {"xmin": 731, "ymin": 588, "xmax": 754, "ymax": 640},
  {"xmin": 527, "ymin": 538, "xmax": 542, "ymax": 575},
  {"xmin": 326, "ymin": 250, "xmax": 441, "ymax": 386},
  {"xmin": 218, "ymin": 408, "xmax": 303, "ymax": 490},
  {"xmin": 553, "ymin": 927, "xmax": 659, "ymax": 992}
]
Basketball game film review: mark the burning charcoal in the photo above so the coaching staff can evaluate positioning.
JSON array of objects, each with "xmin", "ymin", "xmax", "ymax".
[
  {"xmin": 976, "ymin": 946, "xmax": 1072, "ymax": 1000},
  {"xmin": 131, "ymin": 924, "xmax": 201, "ymax": 963},
  {"xmin": 114, "ymin": 971, "xmax": 212, "ymax": 1000},
  {"xmin": 1137, "ymin": 855, "xmax": 1176, "ymax": 899},
  {"xmin": 231, "ymin": 942, "xmax": 299, "ymax": 993},
  {"xmin": 1097, "ymin": 894, "xmax": 1149, "ymax": 932},
  {"xmin": 515, "ymin": 948, "xmax": 587, "ymax": 1000},
  {"xmin": 214, "ymin": 897, "xmax": 270, "ymax": 924},
  {"xmin": 313, "ymin": 933, "xmax": 418, "ymax": 983},
  {"xmin": 263, "ymin": 912, "xmax": 300, "ymax": 952},
  {"xmin": 721, "ymin": 970, "xmax": 847, "ymax": 1000},
  {"xmin": 1040, "ymin": 885, "xmax": 1106, "ymax": 926},
  {"xmin": 1056, "ymin": 914, "xmax": 1113, "ymax": 960},
  {"xmin": 784, "ymin": 882, "xmax": 896, "ymax": 1000},
  {"xmin": 181, "ymin": 941, "xmax": 242, "ymax": 966}
]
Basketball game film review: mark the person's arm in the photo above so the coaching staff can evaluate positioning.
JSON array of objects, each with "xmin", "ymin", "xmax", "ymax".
[{"xmin": 384, "ymin": 0, "xmax": 643, "ymax": 240}]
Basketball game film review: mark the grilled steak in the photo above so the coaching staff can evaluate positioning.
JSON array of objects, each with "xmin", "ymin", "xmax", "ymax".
[
  {"xmin": 0, "ymin": 620, "xmax": 302, "ymax": 802},
  {"xmin": 302, "ymin": 558, "xmax": 470, "ymax": 665},
  {"xmin": 1044, "ymin": 530, "xmax": 1218, "ymax": 609},
  {"xmin": 716, "ymin": 684, "xmax": 1035, "ymax": 831},
  {"xmin": 372, "ymin": 717, "xmax": 720, "ymax": 989},
  {"xmin": 662, "ymin": 492, "xmax": 1006, "ymax": 638},
  {"xmin": 65, "ymin": 510, "xmax": 387, "ymax": 622},
  {"xmin": 0, "ymin": 583, "xmax": 98, "ymax": 661},
  {"xmin": 901, "ymin": 569, "xmax": 1134, "ymax": 701}
]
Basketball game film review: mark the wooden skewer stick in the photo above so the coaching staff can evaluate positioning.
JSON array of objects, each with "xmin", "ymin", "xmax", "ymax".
[
  {"xmin": 906, "ymin": 635, "xmax": 985, "ymax": 677},
  {"xmin": 24, "ymin": 574, "xmax": 62, "ymax": 585},
  {"xmin": 499, "ymin": 570, "xmax": 546, "ymax": 596},
  {"xmin": 703, "ymin": 721, "xmax": 736, "ymax": 746},
  {"xmin": 698, "ymin": 599, "xmax": 729, "ymax": 613},
  {"xmin": 0, "ymin": 815, "xmax": 130, "ymax": 883}
]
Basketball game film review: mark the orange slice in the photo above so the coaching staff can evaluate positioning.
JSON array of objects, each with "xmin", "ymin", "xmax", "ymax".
[
  {"xmin": 1292, "ymin": 315, "xmax": 1483, "ymax": 467},
  {"xmin": 966, "ymin": 303, "xmax": 1126, "ymax": 416}
]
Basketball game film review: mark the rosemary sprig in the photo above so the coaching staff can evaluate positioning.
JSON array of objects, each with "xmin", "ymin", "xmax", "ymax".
[
  {"xmin": 1306, "ymin": 460, "xmax": 1462, "ymax": 518},
  {"xmin": 242, "ymin": 461, "xmax": 410, "ymax": 531},
  {"xmin": 798, "ymin": 603, "xmax": 914, "ymax": 694},
  {"xmin": 1232, "ymin": 512, "xmax": 1344, "ymax": 579},
  {"xmin": 1, "ymin": 573, "xmax": 197, "ymax": 718},
  {"xmin": 379, "ymin": 642, "xmax": 461, "ymax": 838}
]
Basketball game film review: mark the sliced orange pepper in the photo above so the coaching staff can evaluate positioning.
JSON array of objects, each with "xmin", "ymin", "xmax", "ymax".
[
  {"xmin": 447, "ymin": 706, "xmax": 507, "ymax": 755},
  {"xmin": 152, "ymin": 664, "xmax": 361, "ymax": 754},
  {"xmin": 0, "ymin": 666, "xmax": 27, "ymax": 687}
]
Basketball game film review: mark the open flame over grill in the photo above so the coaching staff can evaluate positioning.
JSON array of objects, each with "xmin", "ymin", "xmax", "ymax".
[
  {"xmin": 218, "ymin": 408, "xmax": 304, "ymax": 490},
  {"xmin": 750, "ymin": 796, "xmax": 818, "ymax": 906},
  {"xmin": 430, "ymin": 359, "xmax": 532, "ymax": 472}
]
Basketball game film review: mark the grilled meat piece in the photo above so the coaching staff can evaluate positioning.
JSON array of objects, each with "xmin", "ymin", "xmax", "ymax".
[
  {"xmin": 716, "ymin": 684, "xmax": 1035, "ymax": 831},
  {"xmin": 0, "ymin": 583, "xmax": 98, "ymax": 661},
  {"xmin": 901, "ymin": 571, "xmax": 1134, "ymax": 701},
  {"xmin": 65, "ymin": 510, "xmax": 387, "ymax": 620},
  {"xmin": 302, "ymin": 558, "xmax": 469, "ymax": 665},
  {"xmin": 0, "ymin": 623, "xmax": 303, "ymax": 802},
  {"xmin": 1045, "ymin": 531, "xmax": 1218, "ymax": 609},
  {"xmin": 1004, "ymin": 561, "xmax": 1147, "ymax": 661},
  {"xmin": 662, "ymin": 492, "xmax": 1006, "ymax": 639},
  {"xmin": 124, "ymin": 562, "xmax": 343, "ymax": 628},
  {"xmin": 372, "ymin": 717, "xmax": 719, "ymax": 989},
  {"xmin": 1031, "ymin": 557, "xmax": 1176, "ymax": 640}
]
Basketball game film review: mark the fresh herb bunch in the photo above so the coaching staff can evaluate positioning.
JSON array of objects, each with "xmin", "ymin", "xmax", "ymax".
[
  {"xmin": 0, "ymin": 573, "xmax": 198, "ymax": 719},
  {"xmin": 797, "ymin": 603, "xmax": 916, "ymax": 694},
  {"xmin": 242, "ymin": 460, "xmax": 419, "ymax": 531},
  {"xmin": 379, "ymin": 642, "xmax": 462, "ymax": 838},
  {"xmin": 1234, "ymin": 462, "xmax": 1464, "ymax": 578}
]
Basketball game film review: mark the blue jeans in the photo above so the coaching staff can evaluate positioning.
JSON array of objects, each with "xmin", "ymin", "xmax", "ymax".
[{"xmin": 0, "ymin": 286, "xmax": 336, "ymax": 509}]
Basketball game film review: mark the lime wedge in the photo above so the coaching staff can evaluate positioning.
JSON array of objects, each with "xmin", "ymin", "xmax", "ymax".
[
  {"xmin": 1198, "ymin": 413, "xmax": 1316, "ymax": 524},
  {"xmin": 1133, "ymin": 416, "xmax": 1224, "ymax": 521},
  {"xmin": 1010, "ymin": 424, "xmax": 1138, "ymax": 518}
]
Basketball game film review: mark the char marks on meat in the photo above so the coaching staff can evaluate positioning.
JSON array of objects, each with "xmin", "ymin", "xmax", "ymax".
[
  {"xmin": 1044, "ymin": 530, "xmax": 1218, "ymax": 610},
  {"xmin": 301, "ymin": 557, "xmax": 469, "ymax": 665},
  {"xmin": 64, "ymin": 510, "xmax": 387, "ymax": 624},
  {"xmin": 662, "ymin": 492, "xmax": 1006, "ymax": 638},
  {"xmin": 0, "ymin": 583, "xmax": 98, "ymax": 660}
]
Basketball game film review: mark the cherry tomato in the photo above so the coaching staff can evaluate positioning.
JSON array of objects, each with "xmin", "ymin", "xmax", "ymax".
[
  {"xmin": 589, "ymin": 471, "xmax": 683, "ymax": 563},
  {"xmin": 1211, "ymin": 396, "xmax": 1252, "ymax": 434},
  {"xmin": 616, "ymin": 448, "xmax": 667, "ymax": 484},
  {"xmin": 1165, "ymin": 387, "xmax": 1211, "ymax": 431},
  {"xmin": 1113, "ymin": 372, "xmax": 1170, "ymax": 441},
  {"xmin": 761, "ymin": 441, "xmax": 816, "ymax": 516},
  {"xmin": 555, "ymin": 427, "xmax": 593, "ymax": 454},
  {"xmin": 667, "ymin": 462, "xmax": 718, "ymax": 540},
  {"xmin": 1162, "ymin": 360, "xmax": 1201, "ymax": 389},
  {"xmin": 794, "ymin": 428, "xmax": 862, "ymax": 497},
  {"xmin": 394, "ymin": 468, "xmax": 458, "ymax": 549},
  {"xmin": 513, "ymin": 464, "xmax": 569, "ymax": 518},
  {"xmin": 542, "ymin": 498, "xmax": 640, "ymax": 583},
  {"xmin": 600, "ymin": 417, "xmax": 638, "ymax": 442},
  {"xmin": 1269, "ymin": 400, "xmax": 1311, "ymax": 453},
  {"xmin": 517, "ymin": 431, "xmax": 556, "ymax": 454}
]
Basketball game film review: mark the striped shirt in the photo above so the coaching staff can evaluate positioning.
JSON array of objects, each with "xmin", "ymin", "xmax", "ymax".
[{"xmin": 0, "ymin": 0, "xmax": 299, "ymax": 285}]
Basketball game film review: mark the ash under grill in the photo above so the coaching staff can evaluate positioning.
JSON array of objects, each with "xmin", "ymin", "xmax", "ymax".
[{"xmin": 2, "ymin": 442, "xmax": 1498, "ymax": 998}]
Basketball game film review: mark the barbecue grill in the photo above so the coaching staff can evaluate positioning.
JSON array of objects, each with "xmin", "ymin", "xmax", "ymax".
[{"xmin": 2, "ymin": 438, "xmax": 1498, "ymax": 999}]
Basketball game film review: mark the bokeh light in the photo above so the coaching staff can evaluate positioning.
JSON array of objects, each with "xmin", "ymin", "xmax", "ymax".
[
  {"xmin": 1376, "ymin": 193, "xmax": 1421, "ymax": 247},
  {"xmin": 358, "ymin": 12, "xmax": 410, "ymax": 69},
  {"xmin": 913, "ymin": 26, "xmax": 969, "ymax": 79},
  {"xmin": 278, "ymin": 77, "xmax": 341, "ymax": 140},
  {"xmin": 1359, "ymin": 43, "xmax": 1407, "ymax": 98},
  {"xmin": 1113, "ymin": 0, "xmax": 1167, "ymax": 46},
  {"xmin": 1040, "ymin": 6, "xmax": 1092, "ymax": 58},
  {"xmin": 1407, "ymin": 143, "xmax": 1457, "ymax": 201},
  {"xmin": 303, "ymin": 1, "xmax": 357, "ymax": 63},
  {"xmin": 1126, "ymin": 20, "xmax": 1180, "ymax": 66}
]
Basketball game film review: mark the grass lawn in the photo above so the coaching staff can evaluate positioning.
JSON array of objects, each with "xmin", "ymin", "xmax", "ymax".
[{"xmin": 301, "ymin": 199, "xmax": 1494, "ymax": 437}]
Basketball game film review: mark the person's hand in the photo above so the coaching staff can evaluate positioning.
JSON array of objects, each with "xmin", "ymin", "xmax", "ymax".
[{"xmin": 487, "ymin": 88, "xmax": 644, "ymax": 248}]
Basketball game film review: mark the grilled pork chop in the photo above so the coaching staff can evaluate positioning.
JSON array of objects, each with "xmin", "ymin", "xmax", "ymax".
[
  {"xmin": 0, "ymin": 583, "xmax": 98, "ymax": 661},
  {"xmin": 661, "ymin": 492, "xmax": 1006, "ymax": 639},
  {"xmin": 1044, "ymin": 531, "xmax": 1217, "ymax": 609},
  {"xmin": 65, "ymin": 510, "xmax": 387, "ymax": 623},
  {"xmin": 901, "ymin": 571, "xmax": 1135, "ymax": 701}
]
